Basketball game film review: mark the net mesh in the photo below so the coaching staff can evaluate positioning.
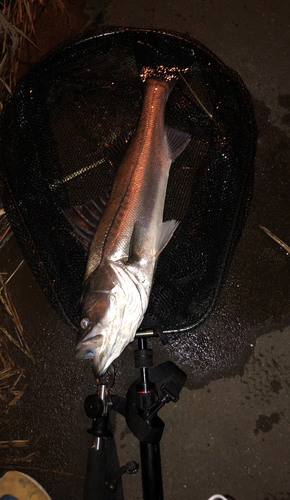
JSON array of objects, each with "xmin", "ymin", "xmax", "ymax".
[{"xmin": 0, "ymin": 26, "xmax": 257, "ymax": 333}]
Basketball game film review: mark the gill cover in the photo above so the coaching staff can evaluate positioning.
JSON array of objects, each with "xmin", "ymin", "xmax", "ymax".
[{"xmin": 76, "ymin": 261, "xmax": 148, "ymax": 375}]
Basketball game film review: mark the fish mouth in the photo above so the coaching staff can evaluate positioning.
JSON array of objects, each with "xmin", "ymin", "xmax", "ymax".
[
  {"xmin": 75, "ymin": 334, "xmax": 103, "ymax": 360},
  {"xmin": 75, "ymin": 333, "xmax": 113, "ymax": 377},
  {"xmin": 92, "ymin": 350, "xmax": 109, "ymax": 377}
]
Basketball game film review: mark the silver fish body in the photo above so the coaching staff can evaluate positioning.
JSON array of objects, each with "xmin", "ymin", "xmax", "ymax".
[{"xmin": 76, "ymin": 77, "xmax": 191, "ymax": 376}]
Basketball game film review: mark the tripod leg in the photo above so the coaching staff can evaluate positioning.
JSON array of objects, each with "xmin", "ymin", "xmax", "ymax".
[
  {"xmin": 134, "ymin": 338, "xmax": 164, "ymax": 500},
  {"xmin": 140, "ymin": 441, "xmax": 163, "ymax": 500},
  {"xmin": 83, "ymin": 446, "xmax": 107, "ymax": 500}
]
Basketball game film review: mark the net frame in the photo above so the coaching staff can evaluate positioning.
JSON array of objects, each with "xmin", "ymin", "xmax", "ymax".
[{"xmin": 0, "ymin": 26, "xmax": 257, "ymax": 334}]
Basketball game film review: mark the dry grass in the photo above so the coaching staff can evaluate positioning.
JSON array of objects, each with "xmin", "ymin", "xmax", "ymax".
[
  {"xmin": 0, "ymin": 324, "xmax": 28, "ymax": 417},
  {"xmin": 0, "ymin": 451, "xmax": 36, "ymax": 464},
  {"xmin": 0, "ymin": 212, "xmax": 11, "ymax": 247},
  {"xmin": 0, "ymin": 439, "xmax": 29, "ymax": 448},
  {"xmin": 0, "ymin": 1, "xmax": 37, "ymax": 110},
  {"xmin": 0, "ymin": 464, "xmax": 85, "ymax": 477},
  {"xmin": 178, "ymin": 70, "xmax": 213, "ymax": 120},
  {"xmin": 0, "ymin": 266, "xmax": 36, "ymax": 464},
  {"xmin": 0, "ymin": 273, "xmax": 34, "ymax": 363},
  {"xmin": 0, "ymin": 0, "xmax": 66, "ymax": 111},
  {"xmin": 0, "ymin": 0, "xmax": 67, "ymax": 469},
  {"xmin": 0, "ymin": 270, "xmax": 34, "ymax": 418},
  {"xmin": 259, "ymin": 225, "xmax": 290, "ymax": 254}
]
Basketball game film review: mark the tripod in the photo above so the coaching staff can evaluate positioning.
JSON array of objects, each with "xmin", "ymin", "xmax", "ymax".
[{"xmin": 83, "ymin": 332, "xmax": 187, "ymax": 500}]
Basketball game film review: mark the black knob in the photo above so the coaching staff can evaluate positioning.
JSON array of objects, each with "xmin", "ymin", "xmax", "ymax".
[{"xmin": 84, "ymin": 394, "xmax": 104, "ymax": 419}]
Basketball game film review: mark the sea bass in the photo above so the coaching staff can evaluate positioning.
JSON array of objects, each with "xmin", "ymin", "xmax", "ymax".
[{"xmin": 75, "ymin": 65, "xmax": 191, "ymax": 376}]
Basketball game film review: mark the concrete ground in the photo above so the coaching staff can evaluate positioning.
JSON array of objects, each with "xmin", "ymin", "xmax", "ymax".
[{"xmin": 1, "ymin": 1, "xmax": 290, "ymax": 499}]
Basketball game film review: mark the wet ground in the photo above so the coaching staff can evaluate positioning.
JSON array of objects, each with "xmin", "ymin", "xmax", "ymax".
[{"xmin": 1, "ymin": 0, "xmax": 290, "ymax": 499}]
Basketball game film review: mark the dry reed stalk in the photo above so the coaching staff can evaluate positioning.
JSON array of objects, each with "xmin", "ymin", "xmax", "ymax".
[
  {"xmin": 0, "ymin": 225, "xmax": 10, "ymax": 245},
  {"xmin": 0, "ymin": 0, "xmax": 41, "ymax": 108},
  {"xmin": 0, "ymin": 334, "xmax": 27, "ymax": 415},
  {"xmin": 0, "ymin": 0, "xmax": 67, "ymax": 108},
  {"xmin": 0, "ymin": 367, "xmax": 22, "ymax": 391},
  {"xmin": 0, "ymin": 464, "xmax": 85, "ymax": 478},
  {"xmin": 0, "ymin": 212, "xmax": 10, "ymax": 248},
  {"xmin": 7, "ymin": 383, "xmax": 28, "ymax": 407},
  {"xmin": 0, "ymin": 272, "xmax": 35, "ymax": 363},
  {"xmin": 0, "ymin": 262, "xmax": 24, "ymax": 289},
  {"xmin": 0, "ymin": 265, "xmax": 34, "ymax": 416},
  {"xmin": 0, "ymin": 439, "xmax": 29, "ymax": 448},
  {"xmin": 0, "ymin": 326, "xmax": 31, "ymax": 360},
  {"xmin": 0, "ymin": 269, "xmax": 36, "ymax": 474},
  {"xmin": 178, "ymin": 70, "xmax": 213, "ymax": 120},
  {"xmin": 0, "ymin": 451, "xmax": 36, "ymax": 464},
  {"xmin": 259, "ymin": 224, "xmax": 290, "ymax": 254}
]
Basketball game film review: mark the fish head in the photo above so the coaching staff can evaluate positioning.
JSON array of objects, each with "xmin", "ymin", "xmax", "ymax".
[{"xmin": 76, "ymin": 261, "xmax": 147, "ymax": 376}]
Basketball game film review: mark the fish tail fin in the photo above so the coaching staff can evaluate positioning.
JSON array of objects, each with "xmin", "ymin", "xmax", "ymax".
[{"xmin": 134, "ymin": 39, "xmax": 195, "ymax": 82}]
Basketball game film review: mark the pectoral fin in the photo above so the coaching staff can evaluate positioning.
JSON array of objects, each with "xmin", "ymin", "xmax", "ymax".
[{"xmin": 155, "ymin": 220, "xmax": 180, "ymax": 257}]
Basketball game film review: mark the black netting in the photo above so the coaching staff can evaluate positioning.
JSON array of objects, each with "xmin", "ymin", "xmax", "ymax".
[{"xmin": 0, "ymin": 26, "xmax": 257, "ymax": 333}]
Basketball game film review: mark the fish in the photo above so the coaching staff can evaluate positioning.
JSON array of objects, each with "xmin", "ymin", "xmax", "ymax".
[{"xmin": 72, "ymin": 44, "xmax": 192, "ymax": 376}]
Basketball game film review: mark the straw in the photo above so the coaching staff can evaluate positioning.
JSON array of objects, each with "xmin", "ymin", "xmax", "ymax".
[
  {"xmin": 0, "ymin": 0, "xmax": 42, "ymax": 110},
  {"xmin": 0, "ymin": 263, "xmax": 33, "ymax": 417},
  {"xmin": 0, "ymin": 464, "xmax": 85, "ymax": 478},
  {"xmin": 259, "ymin": 224, "xmax": 290, "ymax": 254},
  {"xmin": 178, "ymin": 70, "xmax": 213, "ymax": 120},
  {"xmin": 0, "ymin": 439, "xmax": 29, "ymax": 448},
  {"xmin": 0, "ymin": 272, "xmax": 35, "ymax": 363}
]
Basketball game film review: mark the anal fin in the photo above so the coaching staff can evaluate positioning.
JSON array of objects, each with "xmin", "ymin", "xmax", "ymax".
[
  {"xmin": 166, "ymin": 127, "xmax": 191, "ymax": 161},
  {"xmin": 155, "ymin": 220, "xmax": 180, "ymax": 257}
]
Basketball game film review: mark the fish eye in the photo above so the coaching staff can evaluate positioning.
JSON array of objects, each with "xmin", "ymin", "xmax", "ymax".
[{"xmin": 80, "ymin": 318, "xmax": 90, "ymax": 329}]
